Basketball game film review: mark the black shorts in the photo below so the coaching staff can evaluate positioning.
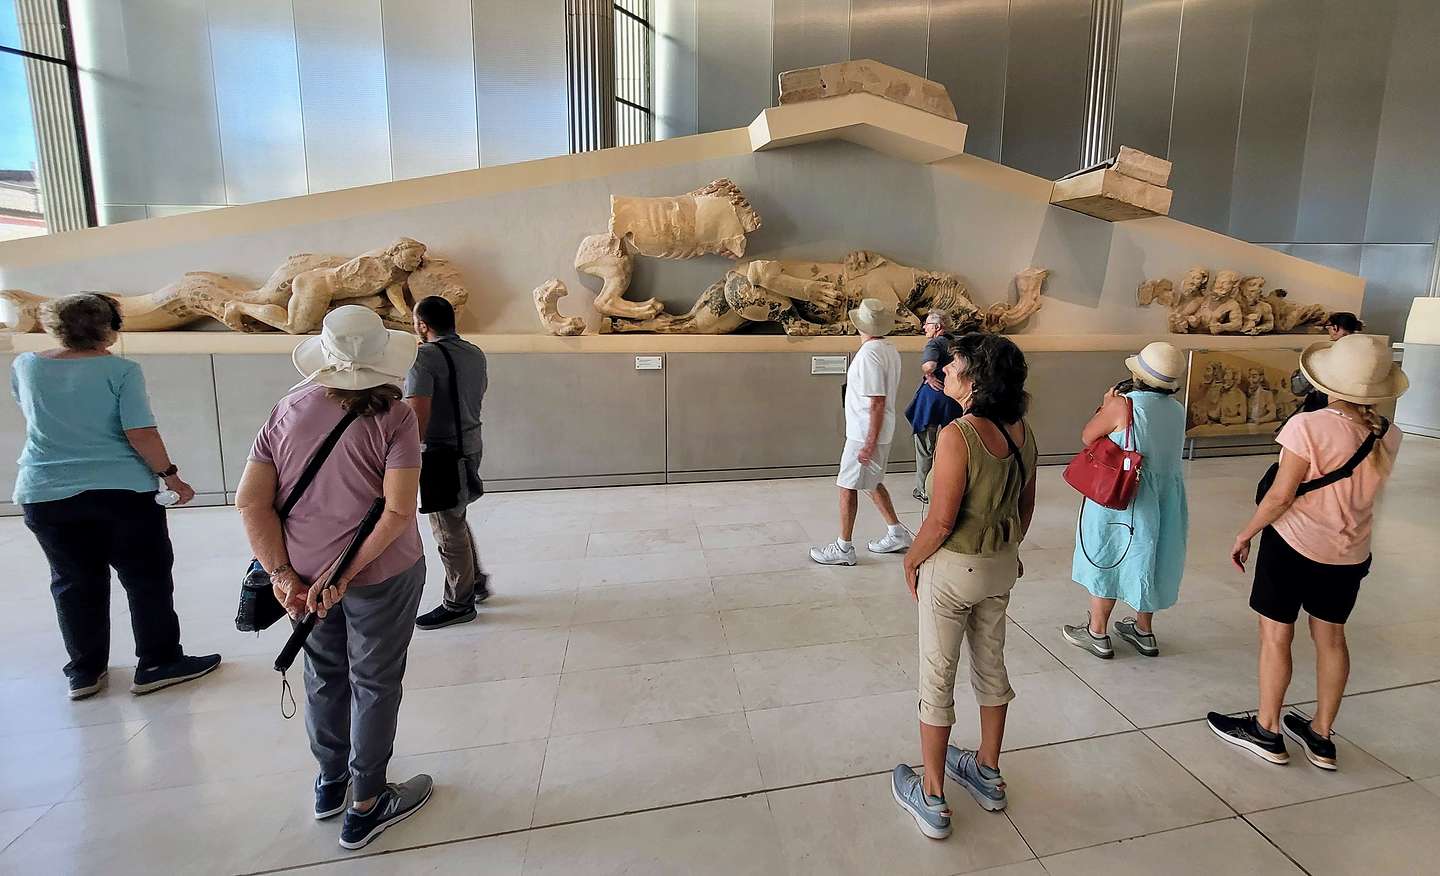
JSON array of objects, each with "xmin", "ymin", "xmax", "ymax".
[{"xmin": 1249, "ymin": 527, "xmax": 1371, "ymax": 624}]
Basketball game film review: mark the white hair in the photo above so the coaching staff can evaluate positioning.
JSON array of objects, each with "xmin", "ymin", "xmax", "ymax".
[{"xmin": 925, "ymin": 311, "xmax": 951, "ymax": 330}]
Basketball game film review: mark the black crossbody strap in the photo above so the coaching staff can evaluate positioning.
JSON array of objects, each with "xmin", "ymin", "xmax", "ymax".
[
  {"xmin": 435, "ymin": 342, "xmax": 464, "ymax": 447},
  {"xmin": 1296, "ymin": 418, "xmax": 1388, "ymax": 497},
  {"xmin": 279, "ymin": 409, "xmax": 360, "ymax": 518},
  {"xmin": 992, "ymin": 418, "xmax": 1028, "ymax": 487}
]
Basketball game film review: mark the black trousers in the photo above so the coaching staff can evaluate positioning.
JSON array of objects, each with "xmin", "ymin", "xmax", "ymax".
[{"xmin": 22, "ymin": 489, "xmax": 183, "ymax": 680}]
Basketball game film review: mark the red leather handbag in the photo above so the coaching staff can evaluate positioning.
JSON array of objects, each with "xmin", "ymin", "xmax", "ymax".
[{"xmin": 1063, "ymin": 397, "xmax": 1143, "ymax": 510}]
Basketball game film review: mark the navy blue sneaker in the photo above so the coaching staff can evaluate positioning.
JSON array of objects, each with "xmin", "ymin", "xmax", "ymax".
[
  {"xmin": 130, "ymin": 654, "xmax": 221, "ymax": 695},
  {"xmin": 314, "ymin": 774, "xmax": 351, "ymax": 820},
  {"xmin": 1207, "ymin": 712, "xmax": 1289, "ymax": 765},
  {"xmin": 68, "ymin": 670, "xmax": 108, "ymax": 701},
  {"xmin": 339, "ymin": 775, "xmax": 433, "ymax": 850}
]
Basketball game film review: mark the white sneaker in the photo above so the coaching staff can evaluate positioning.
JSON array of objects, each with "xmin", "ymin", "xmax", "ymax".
[
  {"xmin": 809, "ymin": 541, "xmax": 857, "ymax": 566},
  {"xmin": 868, "ymin": 530, "xmax": 913, "ymax": 554}
]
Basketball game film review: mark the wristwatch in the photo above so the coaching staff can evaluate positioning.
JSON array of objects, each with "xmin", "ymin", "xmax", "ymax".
[{"xmin": 155, "ymin": 464, "xmax": 178, "ymax": 478}]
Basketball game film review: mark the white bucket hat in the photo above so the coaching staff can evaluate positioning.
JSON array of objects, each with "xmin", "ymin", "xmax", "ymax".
[
  {"xmin": 292, "ymin": 305, "xmax": 417, "ymax": 391},
  {"xmin": 1300, "ymin": 334, "xmax": 1408, "ymax": 404},
  {"xmin": 1125, "ymin": 341, "xmax": 1186, "ymax": 390},
  {"xmin": 849, "ymin": 298, "xmax": 896, "ymax": 337}
]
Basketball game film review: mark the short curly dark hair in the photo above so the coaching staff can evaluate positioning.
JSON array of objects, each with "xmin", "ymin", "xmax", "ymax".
[
  {"xmin": 948, "ymin": 333, "xmax": 1029, "ymax": 424},
  {"xmin": 40, "ymin": 293, "xmax": 121, "ymax": 350}
]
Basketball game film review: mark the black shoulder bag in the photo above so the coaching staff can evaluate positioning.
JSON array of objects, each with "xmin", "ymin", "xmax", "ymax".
[
  {"xmin": 235, "ymin": 409, "xmax": 360, "ymax": 632},
  {"xmin": 1254, "ymin": 417, "xmax": 1389, "ymax": 505},
  {"xmin": 418, "ymin": 343, "xmax": 466, "ymax": 514}
]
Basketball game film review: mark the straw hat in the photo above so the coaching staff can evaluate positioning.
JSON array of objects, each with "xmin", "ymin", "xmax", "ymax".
[
  {"xmin": 849, "ymin": 298, "xmax": 896, "ymax": 337},
  {"xmin": 1299, "ymin": 334, "xmax": 1408, "ymax": 404},
  {"xmin": 1125, "ymin": 341, "xmax": 1186, "ymax": 390},
  {"xmin": 292, "ymin": 305, "xmax": 418, "ymax": 391}
]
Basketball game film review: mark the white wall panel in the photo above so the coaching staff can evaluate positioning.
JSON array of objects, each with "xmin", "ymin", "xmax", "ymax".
[
  {"xmin": 207, "ymin": 0, "xmax": 308, "ymax": 204},
  {"xmin": 382, "ymin": 0, "xmax": 479, "ymax": 180},
  {"xmin": 293, "ymin": 0, "xmax": 392, "ymax": 192},
  {"xmin": 472, "ymin": 0, "xmax": 568, "ymax": 166},
  {"xmin": 772, "ymin": 0, "xmax": 850, "ymax": 82},
  {"xmin": 654, "ymin": 0, "xmax": 700, "ymax": 140},
  {"xmin": 71, "ymin": 0, "xmax": 225, "ymax": 207},
  {"xmin": 1366, "ymin": 0, "xmax": 1440, "ymax": 244},
  {"xmin": 696, "ymin": 0, "xmax": 771, "ymax": 132}
]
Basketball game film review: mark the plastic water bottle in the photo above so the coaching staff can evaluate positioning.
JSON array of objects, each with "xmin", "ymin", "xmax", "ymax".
[{"xmin": 155, "ymin": 489, "xmax": 181, "ymax": 507}]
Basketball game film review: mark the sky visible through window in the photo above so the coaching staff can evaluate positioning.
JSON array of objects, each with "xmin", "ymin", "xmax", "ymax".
[{"xmin": 1, "ymin": 3, "xmax": 40, "ymax": 170}]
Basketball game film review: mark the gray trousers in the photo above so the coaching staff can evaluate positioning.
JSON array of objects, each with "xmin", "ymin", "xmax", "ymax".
[
  {"xmin": 429, "ymin": 505, "xmax": 485, "ymax": 610},
  {"xmin": 915, "ymin": 426, "xmax": 940, "ymax": 497},
  {"xmin": 303, "ymin": 558, "xmax": 425, "ymax": 801}
]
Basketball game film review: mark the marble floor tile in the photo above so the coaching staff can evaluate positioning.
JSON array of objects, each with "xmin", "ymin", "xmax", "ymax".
[
  {"xmin": 0, "ymin": 674, "xmax": 175, "ymax": 737},
  {"xmin": 1038, "ymin": 818, "xmax": 1304, "ymax": 875},
  {"xmin": 585, "ymin": 526, "xmax": 702, "ymax": 558},
  {"xmin": 283, "ymin": 834, "xmax": 529, "ymax": 875},
  {"xmin": 474, "ymin": 530, "xmax": 591, "ymax": 564},
  {"xmin": 0, "ymin": 806, "xmax": 48, "ymax": 855},
  {"xmin": 562, "ymin": 611, "xmax": 729, "ymax": 671},
  {"xmin": 0, "ymin": 720, "xmax": 146, "ymax": 811},
  {"xmin": 705, "ymin": 542, "xmax": 821, "ymax": 577},
  {"xmin": 533, "ymin": 713, "xmax": 763, "ymax": 825},
  {"xmin": 731, "ymin": 636, "xmax": 916, "ymax": 710},
  {"xmin": 1422, "ymin": 776, "xmax": 1440, "ymax": 799},
  {"xmin": 948, "ymin": 669, "xmax": 1134, "ymax": 754},
  {"xmin": 550, "ymin": 655, "xmax": 742, "ymax": 736},
  {"xmin": 1000, "ymin": 732, "xmax": 1231, "ymax": 856},
  {"xmin": 582, "ymin": 550, "xmax": 710, "ymax": 587},
  {"xmin": 1321, "ymin": 683, "xmax": 1440, "ymax": 779},
  {"xmin": 697, "ymin": 520, "xmax": 810, "ymax": 550},
  {"xmin": 967, "ymin": 863, "xmax": 1048, "ymax": 876},
  {"xmin": 854, "ymin": 592, "xmax": 918, "ymax": 636},
  {"xmin": 249, "ymin": 740, "xmax": 545, "ymax": 871},
  {"xmin": 767, "ymin": 772, "xmax": 1034, "ymax": 876},
  {"xmin": 484, "ymin": 557, "xmax": 588, "ymax": 593},
  {"xmin": 402, "ymin": 626, "xmax": 570, "ymax": 688},
  {"xmin": 1145, "ymin": 719, "xmax": 1405, "ymax": 813},
  {"xmin": 1247, "ymin": 782, "xmax": 1440, "ymax": 876},
  {"xmin": 467, "ymin": 589, "xmax": 578, "ymax": 632},
  {"xmin": 395, "ymin": 676, "xmax": 559, "ymax": 754},
  {"xmin": 711, "ymin": 566, "xmax": 850, "ymax": 610},
  {"xmin": 524, "ymin": 796, "xmax": 786, "ymax": 875},
  {"xmin": 721, "ymin": 601, "xmax": 875, "ymax": 654},
  {"xmin": 746, "ymin": 690, "xmax": 917, "ymax": 788},
  {"xmin": 569, "ymin": 576, "xmax": 715, "ymax": 625}
]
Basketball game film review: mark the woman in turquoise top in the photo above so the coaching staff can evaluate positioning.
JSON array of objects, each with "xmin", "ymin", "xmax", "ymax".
[
  {"xmin": 12, "ymin": 293, "xmax": 219, "ymax": 700},
  {"xmin": 1063, "ymin": 342, "xmax": 1189, "ymax": 658}
]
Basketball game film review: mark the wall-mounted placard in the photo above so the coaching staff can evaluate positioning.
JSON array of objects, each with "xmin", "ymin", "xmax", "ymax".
[
  {"xmin": 635, "ymin": 356, "xmax": 663, "ymax": 370},
  {"xmin": 811, "ymin": 355, "xmax": 847, "ymax": 375}
]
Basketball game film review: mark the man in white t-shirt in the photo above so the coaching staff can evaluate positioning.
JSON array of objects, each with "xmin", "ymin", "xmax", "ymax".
[{"xmin": 810, "ymin": 299, "xmax": 912, "ymax": 566}]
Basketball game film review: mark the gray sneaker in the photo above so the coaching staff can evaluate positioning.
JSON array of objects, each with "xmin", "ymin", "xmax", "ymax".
[
  {"xmin": 1062, "ymin": 620, "xmax": 1114, "ymax": 659},
  {"xmin": 1114, "ymin": 617, "xmax": 1159, "ymax": 657},
  {"xmin": 867, "ymin": 529, "xmax": 913, "ymax": 554},
  {"xmin": 809, "ymin": 541, "xmax": 857, "ymax": 566},
  {"xmin": 945, "ymin": 746, "xmax": 1007, "ymax": 811},
  {"xmin": 891, "ymin": 764, "xmax": 951, "ymax": 839},
  {"xmin": 338, "ymin": 774, "xmax": 434, "ymax": 850}
]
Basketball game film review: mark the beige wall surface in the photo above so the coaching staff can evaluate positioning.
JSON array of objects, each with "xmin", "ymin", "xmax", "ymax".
[{"xmin": 0, "ymin": 127, "xmax": 1363, "ymax": 342}]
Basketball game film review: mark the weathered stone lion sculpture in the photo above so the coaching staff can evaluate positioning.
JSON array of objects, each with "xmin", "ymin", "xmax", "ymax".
[{"xmin": 1, "ymin": 238, "xmax": 469, "ymax": 334}]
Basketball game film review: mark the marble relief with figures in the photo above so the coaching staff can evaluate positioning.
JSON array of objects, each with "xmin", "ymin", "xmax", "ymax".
[
  {"xmin": 0, "ymin": 238, "xmax": 469, "ymax": 335},
  {"xmin": 534, "ymin": 177, "xmax": 1048, "ymax": 336},
  {"xmin": 1140, "ymin": 266, "xmax": 1329, "ymax": 336},
  {"xmin": 1184, "ymin": 349, "xmax": 1305, "ymax": 437}
]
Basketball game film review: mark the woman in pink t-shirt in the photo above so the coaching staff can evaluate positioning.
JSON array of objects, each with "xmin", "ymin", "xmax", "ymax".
[{"xmin": 1208, "ymin": 334, "xmax": 1408, "ymax": 771}]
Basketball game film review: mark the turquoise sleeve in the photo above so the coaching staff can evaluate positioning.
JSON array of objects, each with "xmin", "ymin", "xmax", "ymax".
[{"xmin": 117, "ymin": 361, "xmax": 158, "ymax": 430}]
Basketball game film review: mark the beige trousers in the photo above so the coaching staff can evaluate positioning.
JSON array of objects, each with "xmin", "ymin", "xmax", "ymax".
[
  {"xmin": 428, "ymin": 505, "xmax": 483, "ymax": 609},
  {"xmin": 917, "ymin": 545, "xmax": 1019, "ymax": 726}
]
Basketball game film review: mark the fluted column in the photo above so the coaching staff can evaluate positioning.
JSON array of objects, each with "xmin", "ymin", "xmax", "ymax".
[
  {"xmin": 14, "ymin": 0, "xmax": 92, "ymax": 231},
  {"xmin": 1081, "ymin": 0, "xmax": 1123, "ymax": 169},
  {"xmin": 566, "ymin": 0, "xmax": 617, "ymax": 153}
]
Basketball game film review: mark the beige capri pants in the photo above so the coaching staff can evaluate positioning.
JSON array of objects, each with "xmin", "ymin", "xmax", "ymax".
[{"xmin": 917, "ymin": 545, "xmax": 1019, "ymax": 726}]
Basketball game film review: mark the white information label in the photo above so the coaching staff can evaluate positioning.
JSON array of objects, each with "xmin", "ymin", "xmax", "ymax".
[
  {"xmin": 635, "ymin": 355, "xmax": 663, "ymax": 371},
  {"xmin": 811, "ymin": 355, "xmax": 847, "ymax": 375}
]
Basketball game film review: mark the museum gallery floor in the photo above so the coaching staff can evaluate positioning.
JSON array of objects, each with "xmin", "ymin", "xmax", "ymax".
[{"xmin": 1, "ymin": 443, "xmax": 1439, "ymax": 875}]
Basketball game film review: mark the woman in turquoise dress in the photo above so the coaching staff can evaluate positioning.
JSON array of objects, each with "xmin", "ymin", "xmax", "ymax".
[{"xmin": 1063, "ymin": 342, "xmax": 1189, "ymax": 658}]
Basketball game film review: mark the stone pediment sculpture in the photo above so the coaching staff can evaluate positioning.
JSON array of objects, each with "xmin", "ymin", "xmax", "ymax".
[
  {"xmin": 1, "ymin": 238, "xmax": 469, "ymax": 334},
  {"xmin": 777, "ymin": 59, "xmax": 958, "ymax": 121},
  {"xmin": 1138, "ymin": 266, "xmax": 1326, "ymax": 335},
  {"xmin": 534, "ymin": 178, "xmax": 1046, "ymax": 336},
  {"xmin": 608, "ymin": 253, "xmax": 1047, "ymax": 336}
]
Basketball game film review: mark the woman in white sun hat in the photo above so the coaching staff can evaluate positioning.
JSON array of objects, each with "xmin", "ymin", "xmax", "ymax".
[
  {"xmin": 235, "ymin": 305, "xmax": 434, "ymax": 851},
  {"xmin": 1209, "ymin": 333, "xmax": 1406, "ymax": 772},
  {"xmin": 1063, "ymin": 341, "xmax": 1189, "ymax": 660}
]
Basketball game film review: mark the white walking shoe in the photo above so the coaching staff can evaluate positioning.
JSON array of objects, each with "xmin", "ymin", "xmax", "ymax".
[
  {"xmin": 868, "ymin": 529, "xmax": 913, "ymax": 554},
  {"xmin": 809, "ymin": 541, "xmax": 857, "ymax": 566}
]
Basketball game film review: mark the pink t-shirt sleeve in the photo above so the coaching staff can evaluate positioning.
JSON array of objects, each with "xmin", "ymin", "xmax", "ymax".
[
  {"xmin": 1274, "ymin": 415, "xmax": 1316, "ymax": 473},
  {"xmin": 386, "ymin": 404, "xmax": 422, "ymax": 469},
  {"xmin": 249, "ymin": 405, "xmax": 279, "ymax": 465}
]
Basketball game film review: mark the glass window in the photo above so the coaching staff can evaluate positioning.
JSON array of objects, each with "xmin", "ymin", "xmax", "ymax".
[
  {"xmin": 614, "ymin": 0, "xmax": 652, "ymax": 147},
  {"xmin": 0, "ymin": 50, "xmax": 45, "ymax": 240}
]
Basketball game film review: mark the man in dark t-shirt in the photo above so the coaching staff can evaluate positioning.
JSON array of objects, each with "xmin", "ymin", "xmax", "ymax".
[{"xmin": 405, "ymin": 297, "xmax": 491, "ymax": 630}]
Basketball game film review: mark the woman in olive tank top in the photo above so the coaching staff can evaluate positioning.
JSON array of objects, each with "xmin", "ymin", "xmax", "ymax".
[{"xmin": 893, "ymin": 334, "xmax": 1037, "ymax": 840}]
